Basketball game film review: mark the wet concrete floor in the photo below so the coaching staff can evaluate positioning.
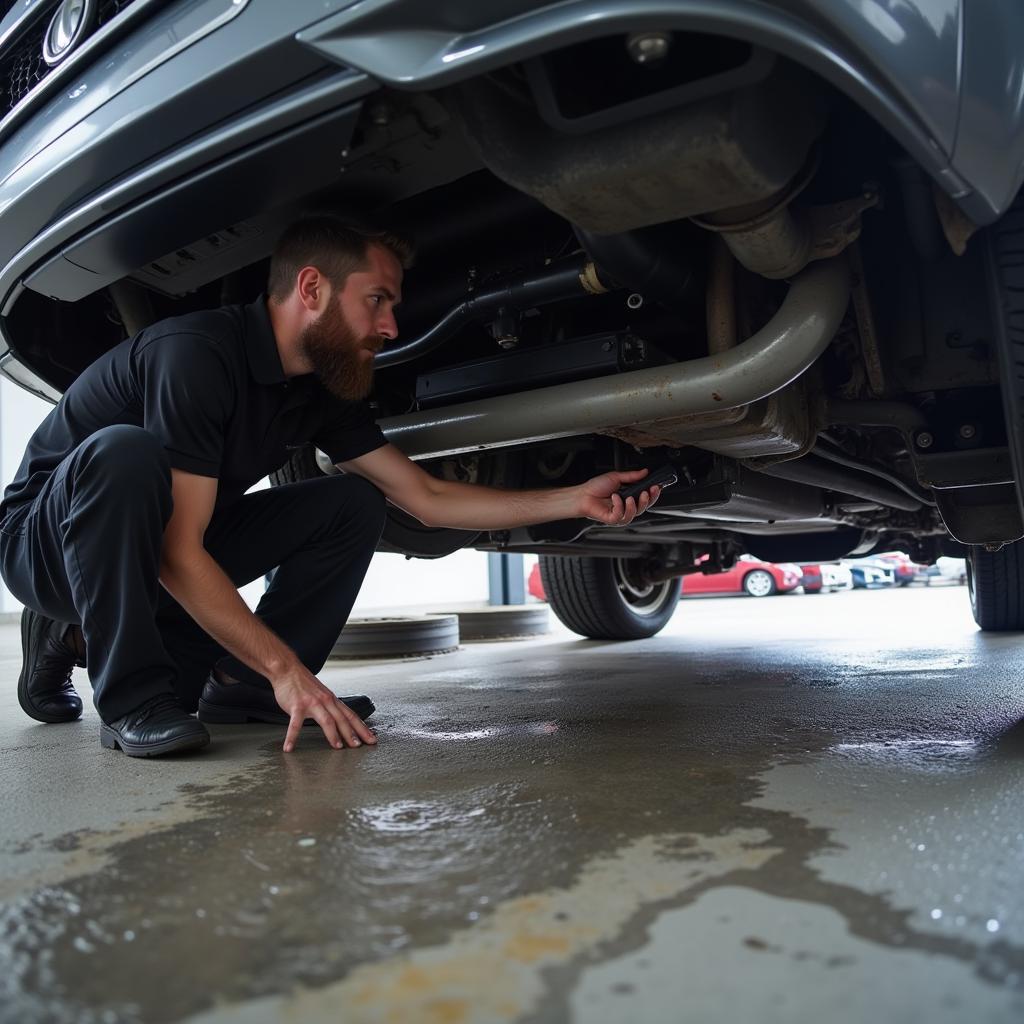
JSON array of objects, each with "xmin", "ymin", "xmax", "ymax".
[{"xmin": 1, "ymin": 583, "xmax": 1023, "ymax": 1023}]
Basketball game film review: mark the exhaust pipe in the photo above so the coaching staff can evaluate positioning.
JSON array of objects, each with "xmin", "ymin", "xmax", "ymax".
[
  {"xmin": 375, "ymin": 255, "xmax": 609, "ymax": 369},
  {"xmin": 379, "ymin": 257, "xmax": 851, "ymax": 460}
]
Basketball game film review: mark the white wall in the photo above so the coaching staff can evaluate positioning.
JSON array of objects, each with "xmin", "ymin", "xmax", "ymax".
[
  {"xmin": 0, "ymin": 379, "xmax": 52, "ymax": 613},
  {"xmin": 351, "ymin": 549, "xmax": 490, "ymax": 613},
  {"xmin": 240, "ymin": 548, "xmax": 493, "ymax": 615},
  {"xmin": 0, "ymin": 378, "xmax": 497, "ymax": 615}
]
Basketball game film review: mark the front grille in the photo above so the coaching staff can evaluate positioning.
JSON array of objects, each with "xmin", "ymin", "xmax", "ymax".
[
  {"xmin": 98, "ymin": 0, "xmax": 138, "ymax": 22},
  {"xmin": 0, "ymin": 0, "xmax": 141, "ymax": 117},
  {"xmin": 3, "ymin": 16, "xmax": 49, "ymax": 111}
]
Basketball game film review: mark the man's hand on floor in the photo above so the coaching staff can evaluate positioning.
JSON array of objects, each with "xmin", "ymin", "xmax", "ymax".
[{"xmin": 271, "ymin": 664, "xmax": 378, "ymax": 752}]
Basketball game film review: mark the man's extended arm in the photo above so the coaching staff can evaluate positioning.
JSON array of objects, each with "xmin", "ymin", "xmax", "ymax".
[
  {"xmin": 158, "ymin": 469, "xmax": 376, "ymax": 753},
  {"xmin": 338, "ymin": 443, "xmax": 661, "ymax": 531}
]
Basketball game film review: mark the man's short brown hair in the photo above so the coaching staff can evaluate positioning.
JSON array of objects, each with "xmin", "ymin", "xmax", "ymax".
[{"xmin": 267, "ymin": 216, "xmax": 413, "ymax": 302}]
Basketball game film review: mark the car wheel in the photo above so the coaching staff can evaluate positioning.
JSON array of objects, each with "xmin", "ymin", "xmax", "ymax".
[
  {"xmin": 538, "ymin": 555, "xmax": 679, "ymax": 640},
  {"xmin": 967, "ymin": 541, "xmax": 1024, "ymax": 630},
  {"xmin": 743, "ymin": 569, "xmax": 777, "ymax": 597},
  {"xmin": 270, "ymin": 448, "xmax": 478, "ymax": 558}
]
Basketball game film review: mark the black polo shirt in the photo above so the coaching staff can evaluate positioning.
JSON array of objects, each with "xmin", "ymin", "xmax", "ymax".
[{"xmin": 0, "ymin": 297, "xmax": 387, "ymax": 521}]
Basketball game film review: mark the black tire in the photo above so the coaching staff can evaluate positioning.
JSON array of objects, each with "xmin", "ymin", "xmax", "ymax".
[
  {"xmin": 269, "ymin": 448, "xmax": 478, "ymax": 558},
  {"xmin": 742, "ymin": 568, "xmax": 777, "ymax": 597},
  {"xmin": 989, "ymin": 191, "xmax": 1024, "ymax": 528},
  {"xmin": 967, "ymin": 541, "xmax": 1024, "ymax": 630},
  {"xmin": 539, "ymin": 555, "xmax": 679, "ymax": 640},
  {"xmin": 331, "ymin": 615, "xmax": 460, "ymax": 658},
  {"xmin": 268, "ymin": 446, "xmax": 321, "ymax": 486},
  {"xmin": 438, "ymin": 605, "xmax": 550, "ymax": 641}
]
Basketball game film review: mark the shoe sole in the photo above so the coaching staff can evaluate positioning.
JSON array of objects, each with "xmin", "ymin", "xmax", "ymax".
[
  {"xmin": 197, "ymin": 695, "xmax": 375, "ymax": 726},
  {"xmin": 18, "ymin": 612, "xmax": 82, "ymax": 724},
  {"xmin": 99, "ymin": 723, "xmax": 211, "ymax": 758}
]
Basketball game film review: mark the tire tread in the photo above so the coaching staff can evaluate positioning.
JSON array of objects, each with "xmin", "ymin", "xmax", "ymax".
[
  {"xmin": 539, "ymin": 555, "xmax": 676, "ymax": 640},
  {"xmin": 971, "ymin": 541, "xmax": 1024, "ymax": 630},
  {"xmin": 990, "ymin": 189, "xmax": 1024, "ymax": 474},
  {"xmin": 977, "ymin": 186, "xmax": 1024, "ymax": 628}
]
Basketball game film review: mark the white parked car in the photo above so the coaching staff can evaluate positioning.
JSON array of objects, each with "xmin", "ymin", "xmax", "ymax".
[
  {"xmin": 819, "ymin": 564, "xmax": 854, "ymax": 592},
  {"xmin": 929, "ymin": 558, "xmax": 968, "ymax": 585},
  {"xmin": 799, "ymin": 562, "xmax": 854, "ymax": 593}
]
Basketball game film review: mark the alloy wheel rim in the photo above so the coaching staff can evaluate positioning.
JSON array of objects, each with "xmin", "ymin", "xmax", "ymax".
[
  {"xmin": 614, "ymin": 560, "xmax": 674, "ymax": 616},
  {"xmin": 745, "ymin": 570, "xmax": 774, "ymax": 597}
]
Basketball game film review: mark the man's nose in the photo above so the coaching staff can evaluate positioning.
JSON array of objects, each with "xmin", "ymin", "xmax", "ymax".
[{"xmin": 377, "ymin": 310, "xmax": 398, "ymax": 340}]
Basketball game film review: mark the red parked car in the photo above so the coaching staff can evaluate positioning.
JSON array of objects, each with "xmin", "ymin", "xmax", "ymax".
[
  {"xmin": 681, "ymin": 556, "xmax": 802, "ymax": 598},
  {"xmin": 529, "ymin": 555, "xmax": 800, "ymax": 604},
  {"xmin": 528, "ymin": 561, "xmax": 546, "ymax": 602}
]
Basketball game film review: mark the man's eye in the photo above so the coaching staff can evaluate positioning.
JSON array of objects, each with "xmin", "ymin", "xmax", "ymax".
[{"xmin": 370, "ymin": 295, "xmax": 383, "ymax": 305}]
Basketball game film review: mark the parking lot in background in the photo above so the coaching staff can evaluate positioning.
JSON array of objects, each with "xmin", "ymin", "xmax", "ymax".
[
  {"xmin": 3, "ymin": 579, "xmax": 1023, "ymax": 1023},
  {"xmin": 678, "ymin": 561, "xmax": 968, "ymax": 600}
]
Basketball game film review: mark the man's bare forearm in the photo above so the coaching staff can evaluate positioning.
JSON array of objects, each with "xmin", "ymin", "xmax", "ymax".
[
  {"xmin": 159, "ymin": 548, "xmax": 295, "ymax": 681},
  {"xmin": 421, "ymin": 478, "xmax": 583, "ymax": 530}
]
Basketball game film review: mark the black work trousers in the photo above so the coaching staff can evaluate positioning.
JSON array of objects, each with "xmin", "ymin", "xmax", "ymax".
[{"xmin": 0, "ymin": 425, "xmax": 386, "ymax": 722}]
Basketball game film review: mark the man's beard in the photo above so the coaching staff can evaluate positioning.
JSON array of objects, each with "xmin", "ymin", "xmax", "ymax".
[{"xmin": 299, "ymin": 298, "xmax": 382, "ymax": 401}]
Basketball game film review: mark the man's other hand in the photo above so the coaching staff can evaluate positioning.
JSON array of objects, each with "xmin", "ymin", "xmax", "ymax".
[
  {"xmin": 271, "ymin": 663, "xmax": 378, "ymax": 752},
  {"xmin": 576, "ymin": 469, "xmax": 662, "ymax": 525}
]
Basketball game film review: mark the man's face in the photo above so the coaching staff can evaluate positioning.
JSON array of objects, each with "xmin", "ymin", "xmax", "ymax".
[{"xmin": 299, "ymin": 245, "xmax": 403, "ymax": 401}]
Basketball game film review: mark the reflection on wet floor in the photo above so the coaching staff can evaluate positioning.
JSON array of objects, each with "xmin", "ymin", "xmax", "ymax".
[
  {"xmin": 394, "ymin": 721, "xmax": 561, "ymax": 742},
  {"xmin": 832, "ymin": 738, "xmax": 981, "ymax": 770},
  {"xmin": 1, "ymin": 587, "xmax": 1023, "ymax": 1022}
]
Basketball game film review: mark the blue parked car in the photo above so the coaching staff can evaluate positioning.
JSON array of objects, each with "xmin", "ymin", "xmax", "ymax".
[{"xmin": 844, "ymin": 561, "xmax": 897, "ymax": 590}]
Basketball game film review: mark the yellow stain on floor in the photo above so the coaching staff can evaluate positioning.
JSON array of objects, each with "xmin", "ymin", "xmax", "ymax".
[{"xmin": 190, "ymin": 828, "xmax": 777, "ymax": 1024}]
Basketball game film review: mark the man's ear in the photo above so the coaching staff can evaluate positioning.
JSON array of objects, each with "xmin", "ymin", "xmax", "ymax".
[{"xmin": 295, "ymin": 266, "xmax": 328, "ymax": 312}]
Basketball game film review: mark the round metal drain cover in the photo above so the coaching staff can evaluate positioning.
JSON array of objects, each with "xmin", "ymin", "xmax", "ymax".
[
  {"xmin": 439, "ymin": 605, "xmax": 550, "ymax": 641},
  {"xmin": 330, "ymin": 615, "xmax": 460, "ymax": 659}
]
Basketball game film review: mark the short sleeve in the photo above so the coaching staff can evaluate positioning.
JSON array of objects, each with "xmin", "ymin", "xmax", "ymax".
[
  {"xmin": 313, "ymin": 398, "xmax": 388, "ymax": 464},
  {"xmin": 134, "ymin": 332, "xmax": 234, "ymax": 478}
]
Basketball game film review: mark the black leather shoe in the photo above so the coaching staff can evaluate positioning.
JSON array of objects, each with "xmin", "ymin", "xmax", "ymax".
[
  {"xmin": 100, "ymin": 694, "xmax": 210, "ymax": 757},
  {"xmin": 197, "ymin": 675, "xmax": 375, "ymax": 725},
  {"xmin": 18, "ymin": 609, "xmax": 85, "ymax": 724}
]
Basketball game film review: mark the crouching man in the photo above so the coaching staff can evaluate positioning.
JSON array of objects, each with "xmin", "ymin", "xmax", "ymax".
[{"xmin": 0, "ymin": 217, "xmax": 661, "ymax": 758}]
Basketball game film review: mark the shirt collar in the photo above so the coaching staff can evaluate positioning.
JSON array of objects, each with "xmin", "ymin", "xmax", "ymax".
[{"xmin": 243, "ymin": 295, "xmax": 287, "ymax": 386}]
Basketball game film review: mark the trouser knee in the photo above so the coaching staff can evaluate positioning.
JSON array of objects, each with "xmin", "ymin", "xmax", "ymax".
[
  {"xmin": 340, "ymin": 475, "xmax": 387, "ymax": 537},
  {"xmin": 308, "ymin": 474, "xmax": 387, "ymax": 543}
]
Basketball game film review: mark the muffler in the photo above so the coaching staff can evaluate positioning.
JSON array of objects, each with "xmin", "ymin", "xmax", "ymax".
[{"xmin": 448, "ymin": 59, "xmax": 824, "ymax": 234}]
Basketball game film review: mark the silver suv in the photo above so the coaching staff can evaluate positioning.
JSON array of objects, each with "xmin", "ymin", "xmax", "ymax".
[{"xmin": 1, "ymin": 0, "xmax": 1023, "ymax": 639}]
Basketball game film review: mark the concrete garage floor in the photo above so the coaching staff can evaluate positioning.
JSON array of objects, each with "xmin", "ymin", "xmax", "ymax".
[{"xmin": 2, "ymin": 584, "xmax": 1024, "ymax": 1023}]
